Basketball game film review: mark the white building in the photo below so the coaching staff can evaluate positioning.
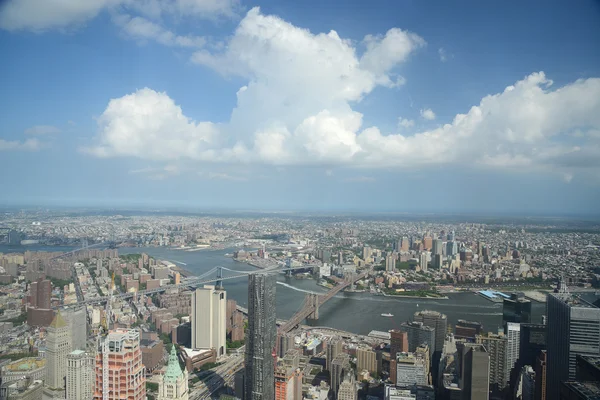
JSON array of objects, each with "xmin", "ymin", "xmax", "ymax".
[
  {"xmin": 66, "ymin": 350, "xmax": 94, "ymax": 400},
  {"xmin": 419, "ymin": 253, "xmax": 428, "ymax": 272},
  {"xmin": 158, "ymin": 346, "xmax": 188, "ymax": 400},
  {"xmin": 191, "ymin": 285, "xmax": 227, "ymax": 357},
  {"xmin": 505, "ymin": 322, "xmax": 521, "ymax": 377},
  {"xmin": 319, "ymin": 264, "xmax": 331, "ymax": 278},
  {"xmin": 396, "ymin": 353, "xmax": 428, "ymax": 387}
]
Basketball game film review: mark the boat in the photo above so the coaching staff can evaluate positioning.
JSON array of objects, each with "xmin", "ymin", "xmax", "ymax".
[
  {"xmin": 381, "ymin": 313, "xmax": 394, "ymax": 317},
  {"xmin": 416, "ymin": 303, "xmax": 419, "ymax": 307}
]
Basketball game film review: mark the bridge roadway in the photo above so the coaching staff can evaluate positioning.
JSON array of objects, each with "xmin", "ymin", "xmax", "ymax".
[
  {"xmin": 64, "ymin": 264, "xmax": 313, "ymax": 307},
  {"xmin": 278, "ymin": 270, "xmax": 369, "ymax": 333}
]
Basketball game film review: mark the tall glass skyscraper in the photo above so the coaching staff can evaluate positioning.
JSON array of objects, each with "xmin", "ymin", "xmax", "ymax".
[
  {"xmin": 244, "ymin": 273, "xmax": 277, "ymax": 400},
  {"xmin": 546, "ymin": 292, "xmax": 600, "ymax": 400}
]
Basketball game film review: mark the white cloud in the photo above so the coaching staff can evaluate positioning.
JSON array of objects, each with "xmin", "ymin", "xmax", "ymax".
[
  {"xmin": 82, "ymin": 88, "xmax": 219, "ymax": 160},
  {"xmin": 199, "ymin": 172, "xmax": 248, "ymax": 181},
  {"xmin": 113, "ymin": 14, "xmax": 206, "ymax": 48},
  {"xmin": 438, "ymin": 48, "xmax": 447, "ymax": 62},
  {"xmin": 0, "ymin": 138, "xmax": 42, "ymax": 151},
  {"xmin": 0, "ymin": 0, "xmax": 238, "ymax": 32},
  {"xmin": 420, "ymin": 108, "xmax": 436, "ymax": 120},
  {"xmin": 24, "ymin": 125, "xmax": 61, "ymax": 135},
  {"xmin": 84, "ymin": 8, "xmax": 600, "ymax": 181},
  {"xmin": 398, "ymin": 118, "xmax": 415, "ymax": 128}
]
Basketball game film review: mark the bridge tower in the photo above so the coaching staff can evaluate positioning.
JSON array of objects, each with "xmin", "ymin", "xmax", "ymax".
[
  {"xmin": 216, "ymin": 266, "xmax": 224, "ymax": 289},
  {"xmin": 306, "ymin": 293, "xmax": 319, "ymax": 324}
]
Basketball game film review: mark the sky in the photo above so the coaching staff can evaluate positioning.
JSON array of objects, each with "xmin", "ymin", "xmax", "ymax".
[{"xmin": 1, "ymin": 0, "xmax": 600, "ymax": 215}]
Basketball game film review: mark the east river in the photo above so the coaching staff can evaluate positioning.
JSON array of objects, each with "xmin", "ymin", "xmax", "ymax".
[{"xmin": 1, "ymin": 244, "xmax": 555, "ymax": 334}]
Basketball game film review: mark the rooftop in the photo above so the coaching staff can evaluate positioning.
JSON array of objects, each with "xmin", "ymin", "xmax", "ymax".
[
  {"xmin": 562, "ymin": 381, "xmax": 600, "ymax": 400},
  {"xmin": 4, "ymin": 357, "xmax": 46, "ymax": 372}
]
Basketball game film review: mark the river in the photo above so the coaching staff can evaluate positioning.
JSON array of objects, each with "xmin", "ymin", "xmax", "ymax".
[{"xmin": 1, "ymin": 244, "xmax": 550, "ymax": 334}]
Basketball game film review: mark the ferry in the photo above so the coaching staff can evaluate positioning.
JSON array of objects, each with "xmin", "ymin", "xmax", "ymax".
[{"xmin": 381, "ymin": 313, "xmax": 394, "ymax": 317}]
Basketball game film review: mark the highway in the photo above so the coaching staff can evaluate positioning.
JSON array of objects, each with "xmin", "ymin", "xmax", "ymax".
[{"xmin": 189, "ymin": 349, "xmax": 245, "ymax": 400}]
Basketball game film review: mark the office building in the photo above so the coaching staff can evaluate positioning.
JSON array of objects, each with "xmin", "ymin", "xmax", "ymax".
[
  {"xmin": 191, "ymin": 285, "xmax": 227, "ymax": 357},
  {"xmin": 46, "ymin": 312, "xmax": 72, "ymax": 390},
  {"xmin": 432, "ymin": 239, "xmax": 443, "ymax": 256},
  {"xmin": 535, "ymin": 351, "xmax": 547, "ymax": 400},
  {"xmin": 158, "ymin": 346, "xmax": 189, "ymax": 400},
  {"xmin": 27, "ymin": 279, "xmax": 55, "ymax": 327},
  {"xmin": 327, "ymin": 337, "xmax": 343, "ymax": 371},
  {"xmin": 455, "ymin": 320, "xmax": 483, "ymax": 340},
  {"xmin": 401, "ymin": 237, "xmax": 410, "ymax": 252},
  {"xmin": 30, "ymin": 279, "xmax": 51, "ymax": 309},
  {"xmin": 66, "ymin": 350, "xmax": 94, "ymax": 400},
  {"xmin": 503, "ymin": 293, "xmax": 532, "ymax": 324},
  {"xmin": 400, "ymin": 321, "xmax": 435, "ymax": 359},
  {"xmin": 414, "ymin": 310, "xmax": 448, "ymax": 355},
  {"xmin": 476, "ymin": 333, "xmax": 509, "ymax": 390},
  {"xmin": 560, "ymin": 381, "xmax": 600, "ymax": 400},
  {"xmin": 546, "ymin": 292, "xmax": 600, "ymax": 400},
  {"xmin": 521, "ymin": 365, "xmax": 536, "ymax": 400},
  {"xmin": 390, "ymin": 330, "xmax": 409, "ymax": 359},
  {"xmin": 63, "ymin": 307, "xmax": 87, "ymax": 351},
  {"xmin": 94, "ymin": 329, "xmax": 146, "ymax": 400},
  {"xmin": 461, "ymin": 344, "xmax": 490, "ymax": 400},
  {"xmin": 505, "ymin": 322, "xmax": 521, "ymax": 377},
  {"xmin": 278, "ymin": 332, "xmax": 296, "ymax": 359},
  {"xmin": 357, "ymin": 347, "xmax": 377, "ymax": 374},
  {"xmin": 244, "ymin": 273, "xmax": 277, "ymax": 400},
  {"xmin": 396, "ymin": 353, "xmax": 428, "ymax": 387},
  {"xmin": 337, "ymin": 373, "xmax": 356, "ymax": 400},
  {"xmin": 385, "ymin": 386, "xmax": 416, "ymax": 400},
  {"xmin": 331, "ymin": 353, "xmax": 351, "ymax": 399},
  {"xmin": 576, "ymin": 355, "xmax": 600, "ymax": 381},
  {"xmin": 519, "ymin": 324, "xmax": 547, "ymax": 369}
]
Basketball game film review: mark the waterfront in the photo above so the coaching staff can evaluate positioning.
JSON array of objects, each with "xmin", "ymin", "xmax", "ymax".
[{"xmin": 0, "ymin": 244, "xmax": 553, "ymax": 334}]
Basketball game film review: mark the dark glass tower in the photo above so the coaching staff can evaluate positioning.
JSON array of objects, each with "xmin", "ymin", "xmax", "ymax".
[
  {"xmin": 503, "ymin": 293, "xmax": 532, "ymax": 324},
  {"xmin": 244, "ymin": 273, "xmax": 277, "ymax": 400}
]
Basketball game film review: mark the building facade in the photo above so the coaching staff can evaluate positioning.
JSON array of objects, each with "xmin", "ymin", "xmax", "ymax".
[
  {"xmin": 475, "ymin": 333, "xmax": 508, "ymax": 389},
  {"xmin": 244, "ymin": 273, "xmax": 277, "ymax": 400},
  {"xmin": 191, "ymin": 285, "xmax": 227, "ymax": 358},
  {"xmin": 158, "ymin": 346, "xmax": 189, "ymax": 400},
  {"xmin": 400, "ymin": 321, "xmax": 435, "ymax": 359},
  {"xmin": 45, "ymin": 312, "xmax": 72, "ymax": 390},
  {"xmin": 546, "ymin": 293, "xmax": 600, "ymax": 400},
  {"xmin": 414, "ymin": 310, "xmax": 448, "ymax": 355},
  {"xmin": 93, "ymin": 329, "xmax": 146, "ymax": 400},
  {"xmin": 462, "ymin": 344, "xmax": 490, "ymax": 400},
  {"xmin": 66, "ymin": 350, "xmax": 94, "ymax": 400}
]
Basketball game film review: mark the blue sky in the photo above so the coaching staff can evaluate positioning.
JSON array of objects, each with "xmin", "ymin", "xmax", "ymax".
[{"xmin": 1, "ymin": 0, "xmax": 600, "ymax": 214}]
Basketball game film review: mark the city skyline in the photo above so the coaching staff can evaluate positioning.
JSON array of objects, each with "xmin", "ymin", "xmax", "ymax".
[{"xmin": 1, "ymin": 1, "xmax": 600, "ymax": 213}]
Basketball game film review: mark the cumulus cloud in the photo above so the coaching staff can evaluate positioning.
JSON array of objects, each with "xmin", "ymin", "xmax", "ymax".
[
  {"xmin": 0, "ymin": 138, "xmax": 42, "ymax": 151},
  {"xmin": 438, "ymin": 48, "xmax": 447, "ymax": 62},
  {"xmin": 82, "ymin": 88, "xmax": 219, "ymax": 160},
  {"xmin": 24, "ymin": 125, "xmax": 61, "ymax": 135},
  {"xmin": 0, "ymin": 0, "xmax": 238, "ymax": 32},
  {"xmin": 420, "ymin": 108, "xmax": 436, "ymax": 120},
  {"xmin": 85, "ymin": 8, "xmax": 600, "ymax": 181}
]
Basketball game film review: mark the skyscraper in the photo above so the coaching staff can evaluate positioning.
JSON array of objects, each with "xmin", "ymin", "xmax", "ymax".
[
  {"xmin": 534, "ymin": 351, "xmax": 547, "ymax": 400},
  {"xmin": 30, "ymin": 279, "xmax": 51, "ymax": 309},
  {"xmin": 158, "ymin": 346, "xmax": 189, "ymax": 400},
  {"xmin": 546, "ymin": 292, "xmax": 600, "ymax": 400},
  {"xmin": 94, "ymin": 329, "xmax": 146, "ymax": 400},
  {"xmin": 503, "ymin": 293, "xmax": 532, "ymax": 324},
  {"xmin": 390, "ymin": 330, "xmax": 409, "ymax": 359},
  {"xmin": 191, "ymin": 285, "xmax": 227, "ymax": 357},
  {"xmin": 519, "ymin": 324, "xmax": 546, "ymax": 368},
  {"xmin": 63, "ymin": 307, "xmax": 87, "ymax": 351},
  {"xmin": 400, "ymin": 321, "xmax": 435, "ymax": 359},
  {"xmin": 396, "ymin": 352, "xmax": 428, "ymax": 386},
  {"xmin": 475, "ymin": 333, "xmax": 508, "ymax": 390},
  {"xmin": 414, "ymin": 310, "xmax": 448, "ymax": 355},
  {"xmin": 432, "ymin": 239, "xmax": 443, "ymax": 256},
  {"xmin": 245, "ymin": 273, "xmax": 277, "ymax": 400},
  {"xmin": 331, "ymin": 353, "xmax": 351, "ymax": 398},
  {"xmin": 357, "ymin": 346, "xmax": 377, "ymax": 374},
  {"xmin": 505, "ymin": 322, "xmax": 521, "ymax": 378},
  {"xmin": 46, "ymin": 312, "xmax": 72, "ymax": 390},
  {"xmin": 462, "ymin": 344, "xmax": 490, "ymax": 400},
  {"xmin": 326, "ymin": 337, "xmax": 343, "ymax": 371},
  {"xmin": 66, "ymin": 350, "xmax": 94, "ymax": 400}
]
